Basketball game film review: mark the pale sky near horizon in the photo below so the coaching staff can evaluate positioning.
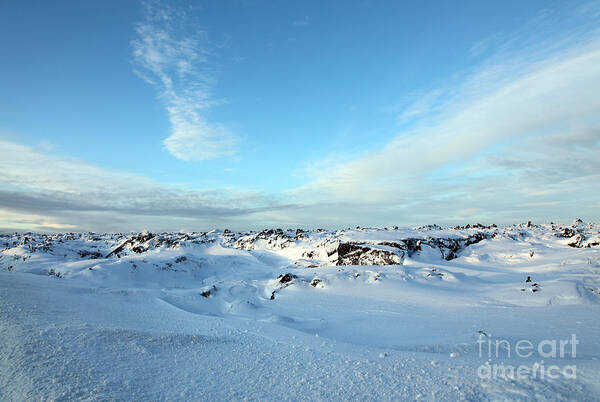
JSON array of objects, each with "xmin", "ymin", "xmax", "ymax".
[{"xmin": 1, "ymin": 0, "xmax": 599, "ymax": 232}]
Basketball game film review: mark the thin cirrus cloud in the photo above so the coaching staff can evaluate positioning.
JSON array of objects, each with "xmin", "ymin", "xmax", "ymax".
[
  {"xmin": 291, "ymin": 23, "xmax": 600, "ymax": 225},
  {"xmin": 292, "ymin": 16, "xmax": 310, "ymax": 27},
  {"xmin": 0, "ymin": 139, "xmax": 289, "ymax": 231},
  {"xmin": 131, "ymin": 1, "xmax": 237, "ymax": 161},
  {"xmin": 3, "ymin": 3, "xmax": 599, "ymax": 231}
]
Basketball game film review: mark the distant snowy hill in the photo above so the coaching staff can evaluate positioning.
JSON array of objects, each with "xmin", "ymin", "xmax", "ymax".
[{"xmin": 1, "ymin": 221, "xmax": 600, "ymax": 400}]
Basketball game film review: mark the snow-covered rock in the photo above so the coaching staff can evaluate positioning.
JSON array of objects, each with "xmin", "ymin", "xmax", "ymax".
[{"xmin": 1, "ymin": 221, "xmax": 600, "ymax": 400}]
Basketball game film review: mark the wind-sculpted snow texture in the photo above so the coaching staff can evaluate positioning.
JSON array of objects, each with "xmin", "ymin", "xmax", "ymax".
[{"xmin": 1, "ymin": 220, "xmax": 600, "ymax": 400}]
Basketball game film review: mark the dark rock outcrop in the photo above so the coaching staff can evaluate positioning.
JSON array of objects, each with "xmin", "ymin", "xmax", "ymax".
[
  {"xmin": 555, "ymin": 228, "xmax": 576, "ymax": 238},
  {"xmin": 568, "ymin": 234, "xmax": 586, "ymax": 248},
  {"xmin": 277, "ymin": 273, "xmax": 297, "ymax": 284},
  {"xmin": 337, "ymin": 243, "xmax": 404, "ymax": 266},
  {"xmin": 335, "ymin": 232, "xmax": 490, "ymax": 265}
]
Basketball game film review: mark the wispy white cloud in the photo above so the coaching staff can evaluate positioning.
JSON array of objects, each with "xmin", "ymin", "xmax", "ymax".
[
  {"xmin": 4, "ymin": 2, "xmax": 600, "ymax": 232},
  {"xmin": 131, "ymin": 1, "xmax": 237, "ymax": 161},
  {"xmin": 292, "ymin": 16, "xmax": 310, "ymax": 27},
  {"xmin": 0, "ymin": 139, "xmax": 288, "ymax": 231},
  {"xmin": 390, "ymin": 88, "xmax": 448, "ymax": 126},
  {"xmin": 290, "ymin": 9, "xmax": 600, "ymax": 225}
]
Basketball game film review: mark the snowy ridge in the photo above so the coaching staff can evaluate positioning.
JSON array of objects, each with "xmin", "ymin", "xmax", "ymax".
[{"xmin": 1, "ymin": 220, "xmax": 600, "ymax": 400}]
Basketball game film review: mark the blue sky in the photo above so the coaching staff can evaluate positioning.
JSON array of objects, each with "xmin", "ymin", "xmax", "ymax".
[{"xmin": 1, "ymin": 0, "xmax": 600, "ymax": 231}]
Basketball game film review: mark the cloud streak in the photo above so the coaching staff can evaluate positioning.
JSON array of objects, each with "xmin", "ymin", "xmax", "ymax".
[
  {"xmin": 131, "ymin": 1, "xmax": 237, "ymax": 161},
  {"xmin": 291, "ymin": 12, "xmax": 600, "ymax": 225},
  {"xmin": 3, "ymin": 2, "xmax": 600, "ymax": 232},
  {"xmin": 0, "ymin": 139, "xmax": 290, "ymax": 231},
  {"xmin": 292, "ymin": 16, "xmax": 310, "ymax": 27}
]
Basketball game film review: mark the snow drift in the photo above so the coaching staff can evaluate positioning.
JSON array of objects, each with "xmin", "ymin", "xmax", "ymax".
[{"xmin": 1, "ymin": 220, "xmax": 600, "ymax": 400}]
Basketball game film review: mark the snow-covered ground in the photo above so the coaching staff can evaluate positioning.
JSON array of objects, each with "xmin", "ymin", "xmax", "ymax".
[{"xmin": 1, "ymin": 220, "xmax": 600, "ymax": 400}]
